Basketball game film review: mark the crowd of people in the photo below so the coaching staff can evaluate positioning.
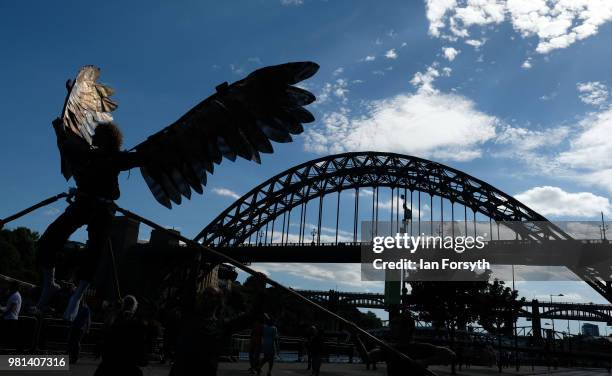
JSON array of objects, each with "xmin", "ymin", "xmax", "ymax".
[{"xmin": 0, "ymin": 276, "xmax": 294, "ymax": 376}]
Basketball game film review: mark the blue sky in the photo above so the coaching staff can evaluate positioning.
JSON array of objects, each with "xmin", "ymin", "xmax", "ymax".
[{"xmin": 3, "ymin": 0, "xmax": 612, "ymax": 330}]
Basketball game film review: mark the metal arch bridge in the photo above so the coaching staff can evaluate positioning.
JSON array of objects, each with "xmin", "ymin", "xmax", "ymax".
[
  {"xmin": 194, "ymin": 152, "xmax": 612, "ymax": 302},
  {"xmin": 196, "ymin": 152, "xmax": 569, "ymax": 245},
  {"xmin": 296, "ymin": 289, "xmax": 612, "ymax": 324}
]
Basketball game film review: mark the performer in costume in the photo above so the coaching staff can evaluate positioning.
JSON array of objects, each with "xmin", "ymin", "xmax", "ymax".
[
  {"xmin": 36, "ymin": 63, "xmax": 319, "ymax": 320},
  {"xmin": 37, "ymin": 118, "xmax": 143, "ymax": 320}
]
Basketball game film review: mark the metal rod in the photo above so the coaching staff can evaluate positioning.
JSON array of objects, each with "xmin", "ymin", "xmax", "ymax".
[
  {"xmin": 409, "ymin": 189, "xmax": 413, "ymax": 236},
  {"xmin": 371, "ymin": 187, "xmax": 375, "ymax": 241},
  {"xmin": 464, "ymin": 205, "xmax": 468, "ymax": 236},
  {"xmin": 285, "ymin": 194, "xmax": 294, "ymax": 245},
  {"xmin": 281, "ymin": 209, "xmax": 287, "ymax": 245},
  {"xmin": 112, "ymin": 204, "xmax": 438, "ymax": 376},
  {"xmin": 451, "ymin": 202, "xmax": 455, "ymax": 240},
  {"xmin": 0, "ymin": 192, "xmax": 70, "ymax": 229},
  {"xmin": 270, "ymin": 203, "xmax": 278, "ymax": 244},
  {"xmin": 375, "ymin": 186, "xmax": 379, "ymax": 237},
  {"xmin": 396, "ymin": 189, "xmax": 400, "ymax": 234},
  {"xmin": 335, "ymin": 190, "xmax": 341, "ymax": 244},
  {"xmin": 390, "ymin": 188, "xmax": 394, "ymax": 236},
  {"xmin": 440, "ymin": 195, "xmax": 444, "ymax": 238},
  {"xmin": 107, "ymin": 239, "xmax": 122, "ymax": 300},
  {"xmin": 299, "ymin": 195, "xmax": 306, "ymax": 245},
  {"xmin": 430, "ymin": 194, "xmax": 433, "ymax": 236},
  {"xmin": 418, "ymin": 191, "xmax": 421, "ymax": 235},
  {"xmin": 317, "ymin": 194, "xmax": 323, "ymax": 245},
  {"xmin": 354, "ymin": 188, "xmax": 359, "ymax": 243}
]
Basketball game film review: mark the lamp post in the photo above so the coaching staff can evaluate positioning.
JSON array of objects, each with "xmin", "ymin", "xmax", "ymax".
[
  {"xmin": 600, "ymin": 211, "xmax": 608, "ymax": 240},
  {"xmin": 549, "ymin": 294, "xmax": 563, "ymax": 334},
  {"xmin": 549, "ymin": 293, "xmax": 563, "ymax": 360},
  {"xmin": 311, "ymin": 228, "xmax": 317, "ymax": 245}
]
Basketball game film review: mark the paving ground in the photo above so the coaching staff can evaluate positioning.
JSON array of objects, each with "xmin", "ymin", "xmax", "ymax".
[{"xmin": 3, "ymin": 358, "xmax": 611, "ymax": 376}]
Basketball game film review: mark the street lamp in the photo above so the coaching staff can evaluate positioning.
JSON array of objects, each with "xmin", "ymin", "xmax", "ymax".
[
  {"xmin": 550, "ymin": 294, "xmax": 564, "ymax": 334},
  {"xmin": 311, "ymin": 228, "xmax": 318, "ymax": 245}
]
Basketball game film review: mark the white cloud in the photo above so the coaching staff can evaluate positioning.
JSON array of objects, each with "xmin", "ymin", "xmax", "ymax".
[
  {"xmin": 332, "ymin": 67, "xmax": 344, "ymax": 76},
  {"xmin": 494, "ymin": 106, "xmax": 612, "ymax": 196},
  {"xmin": 426, "ymin": 0, "xmax": 612, "ymax": 54},
  {"xmin": 304, "ymin": 90, "xmax": 498, "ymax": 162},
  {"xmin": 515, "ymin": 186, "xmax": 611, "ymax": 217},
  {"xmin": 426, "ymin": 0, "xmax": 459, "ymax": 37},
  {"xmin": 385, "ymin": 49, "xmax": 398, "ymax": 59},
  {"xmin": 465, "ymin": 38, "xmax": 485, "ymax": 49},
  {"xmin": 577, "ymin": 81, "xmax": 609, "ymax": 106},
  {"xmin": 442, "ymin": 46, "xmax": 460, "ymax": 61},
  {"xmin": 496, "ymin": 125, "xmax": 570, "ymax": 152},
  {"xmin": 252, "ymin": 263, "xmax": 378, "ymax": 288},
  {"xmin": 557, "ymin": 107, "xmax": 612, "ymax": 170},
  {"xmin": 521, "ymin": 57, "xmax": 532, "ymax": 69},
  {"xmin": 212, "ymin": 187, "xmax": 241, "ymax": 200},
  {"xmin": 494, "ymin": 124, "xmax": 570, "ymax": 173},
  {"xmin": 540, "ymin": 91, "xmax": 557, "ymax": 101},
  {"xmin": 364, "ymin": 55, "xmax": 376, "ymax": 62},
  {"xmin": 229, "ymin": 64, "xmax": 244, "ymax": 75},
  {"xmin": 317, "ymin": 79, "xmax": 350, "ymax": 105},
  {"xmin": 43, "ymin": 207, "xmax": 60, "ymax": 216},
  {"xmin": 280, "ymin": 0, "xmax": 303, "ymax": 5},
  {"xmin": 410, "ymin": 65, "xmax": 442, "ymax": 94}
]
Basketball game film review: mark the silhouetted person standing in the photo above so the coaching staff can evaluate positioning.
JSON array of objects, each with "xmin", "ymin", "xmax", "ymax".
[
  {"xmin": 249, "ymin": 317, "xmax": 264, "ymax": 374},
  {"xmin": 310, "ymin": 326, "xmax": 325, "ymax": 376},
  {"xmin": 1, "ymin": 282, "xmax": 23, "ymax": 352},
  {"xmin": 259, "ymin": 314, "xmax": 279, "ymax": 376},
  {"xmin": 95, "ymin": 295, "xmax": 147, "ymax": 376},
  {"xmin": 170, "ymin": 274, "xmax": 265, "ymax": 376},
  {"xmin": 67, "ymin": 298, "xmax": 91, "ymax": 364}
]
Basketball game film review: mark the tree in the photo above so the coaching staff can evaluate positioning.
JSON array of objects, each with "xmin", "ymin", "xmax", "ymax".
[
  {"xmin": 477, "ymin": 280, "xmax": 525, "ymax": 373},
  {"xmin": 409, "ymin": 269, "xmax": 491, "ymax": 374},
  {"xmin": 0, "ymin": 227, "xmax": 40, "ymax": 281}
]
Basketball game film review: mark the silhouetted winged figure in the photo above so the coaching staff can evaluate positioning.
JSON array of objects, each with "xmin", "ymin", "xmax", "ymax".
[
  {"xmin": 37, "ymin": 63, "xmax": 319, "ymax": 319},
  {"xmin": 59, "ymin": 62, "xmax": 319, "ymax": 208}
]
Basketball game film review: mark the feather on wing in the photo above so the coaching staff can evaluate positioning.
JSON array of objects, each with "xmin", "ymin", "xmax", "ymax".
[
  {"xmin": 58, "ymin": 65, "xmax": 118, "ymax": 179},
  {"xmin": 133, "ymin": 61, "xmax": 319, "ymax": 208}
]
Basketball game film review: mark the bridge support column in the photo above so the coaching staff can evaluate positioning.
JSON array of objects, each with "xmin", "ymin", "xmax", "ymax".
[{"xmin": 531, "ymin": 299, "xmax": 543, "ymax": 344}]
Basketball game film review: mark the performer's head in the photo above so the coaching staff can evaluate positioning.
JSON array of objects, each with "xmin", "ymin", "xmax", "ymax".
[
  {"xmin": 93, "ymin": 122, "xmax": 123, "ymax": 151},
  {"xmin": 121, "ymin": 294, "xmax": 138, "ymax": 314}
]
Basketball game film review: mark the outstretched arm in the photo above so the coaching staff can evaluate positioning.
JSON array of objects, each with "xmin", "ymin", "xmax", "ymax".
[{"xmin": 113, "ymin": 150, "xmax": 147, "ymax": 171}]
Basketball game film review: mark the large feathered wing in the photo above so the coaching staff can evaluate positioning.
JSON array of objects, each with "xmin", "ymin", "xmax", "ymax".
[
  {"xmin": 132, "ymin": 61, "xmax": 319, "ymax": 209},
  {"xmin": 57, "ymin": 65, "xmax": 118, "ymax": 179}
]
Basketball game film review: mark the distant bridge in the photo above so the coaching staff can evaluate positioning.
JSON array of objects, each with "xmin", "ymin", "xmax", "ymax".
[{"xmin": 295, "ymin": 289, "xmax": 612, "ymax": 324}]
